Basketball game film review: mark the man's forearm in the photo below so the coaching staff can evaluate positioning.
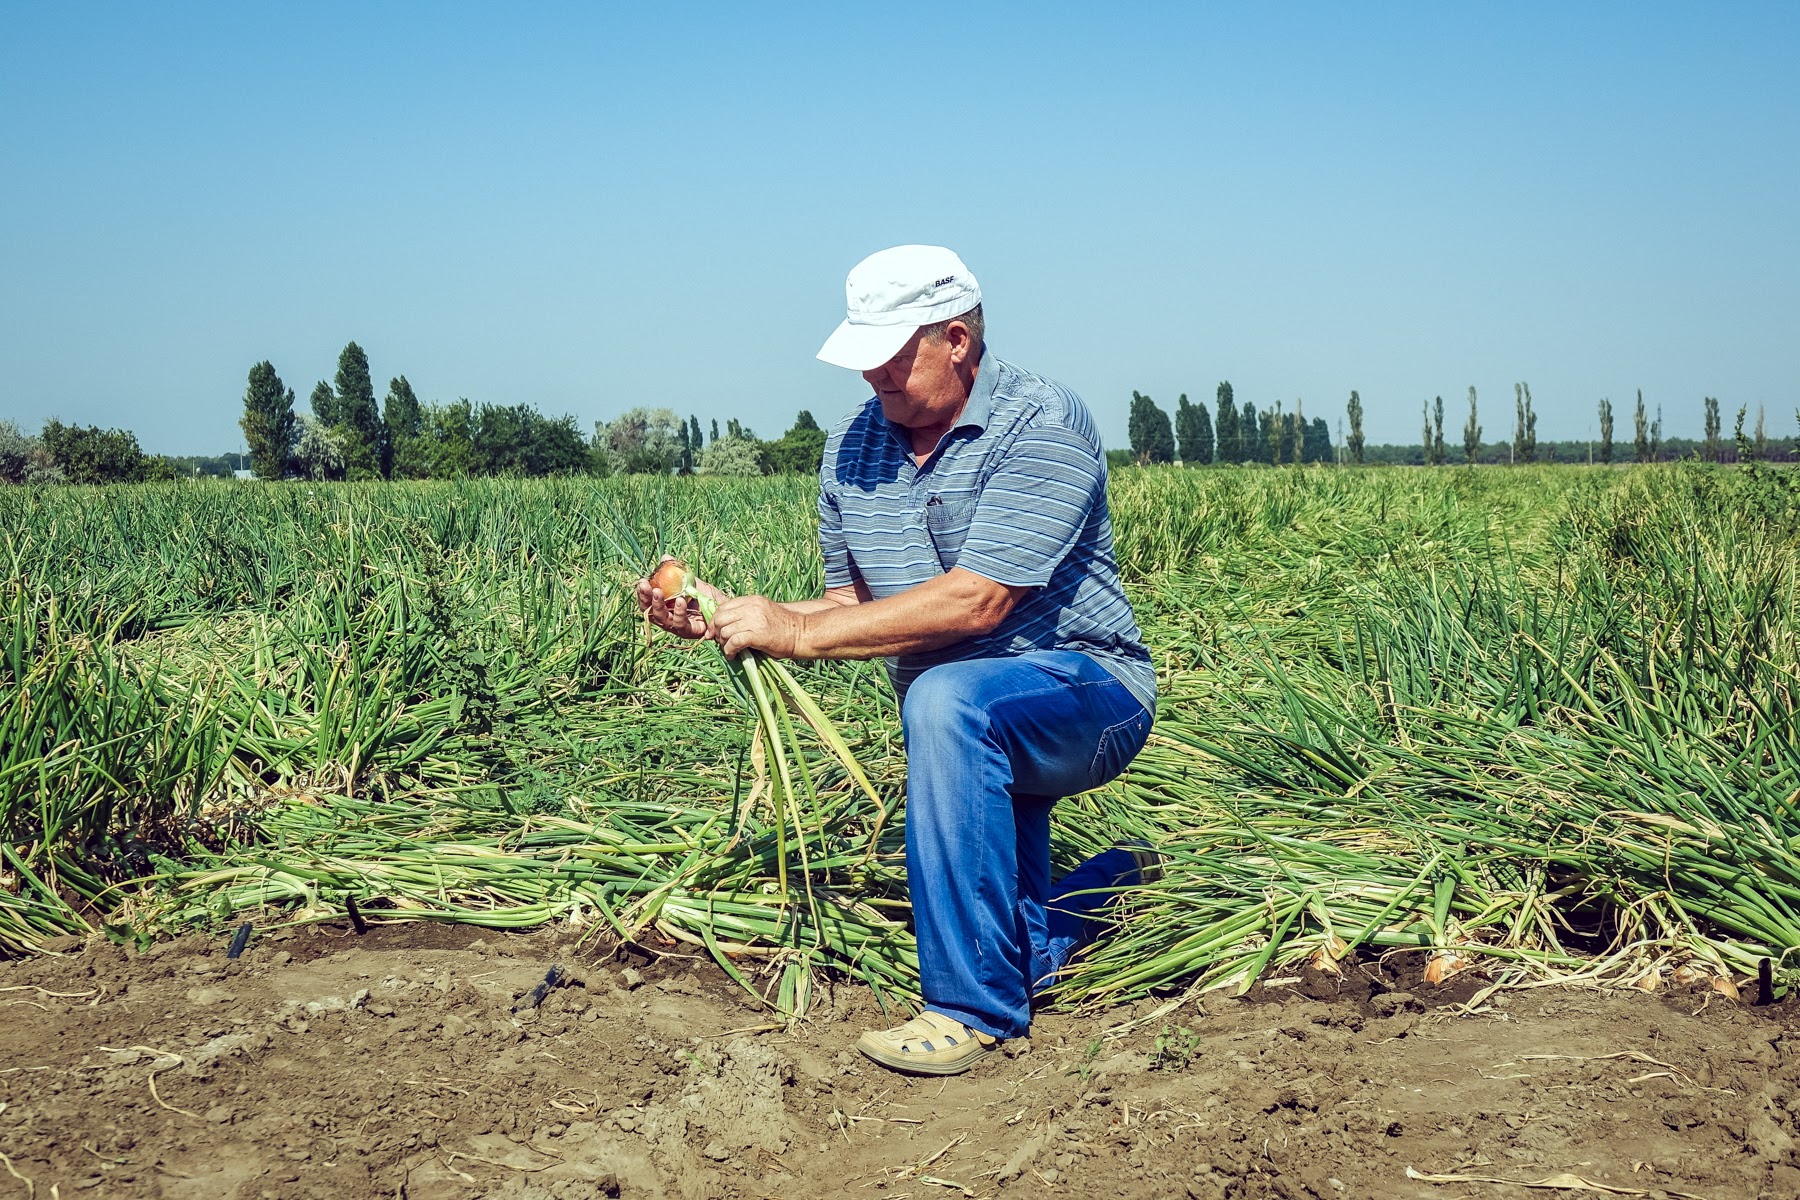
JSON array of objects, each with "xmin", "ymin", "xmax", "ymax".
[{"xmin": 791, "ymin": 569, "xmax": 1023, "ymax": 660}]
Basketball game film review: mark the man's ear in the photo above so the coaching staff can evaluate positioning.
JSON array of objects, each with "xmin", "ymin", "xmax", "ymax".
[{"xmin": 946, "ymin": 321, "xmax": 975, "ymax": 365}]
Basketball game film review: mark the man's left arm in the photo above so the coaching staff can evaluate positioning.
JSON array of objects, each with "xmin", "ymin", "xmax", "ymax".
[
  {"xmin": 710, "ymin": 422, "xmax": 1100, "ymax": 660},
  {"xmin": 712, "ymin": 568, "xmax": 1027, "ymax": 660}
]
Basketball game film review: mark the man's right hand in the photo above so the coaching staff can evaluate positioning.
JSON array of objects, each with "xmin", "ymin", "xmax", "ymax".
[{"xmin": 634, "ymin": 557, "xmax": 728, "ymax": 641}]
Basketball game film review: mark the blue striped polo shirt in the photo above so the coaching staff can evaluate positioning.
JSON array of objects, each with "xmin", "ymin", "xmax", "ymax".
[{"xmin": 817, "ymin": 352, "xmax": 1156, "ymax": 716}]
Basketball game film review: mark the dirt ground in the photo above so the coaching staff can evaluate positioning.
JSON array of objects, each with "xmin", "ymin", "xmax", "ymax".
[{"xmin": 3, "ymin": 923, "xmax": 1798, "ymax": 1200}]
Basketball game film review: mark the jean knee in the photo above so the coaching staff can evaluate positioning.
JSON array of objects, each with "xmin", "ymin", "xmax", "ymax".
[{"xmin": 901, "ymin": 664, "xmax": 991, "ymax": 745}]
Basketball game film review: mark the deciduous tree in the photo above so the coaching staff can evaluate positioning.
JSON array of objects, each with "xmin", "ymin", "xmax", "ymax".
[
  {"xmin": 1463, "ymin": 387, "xmax": 1481, "ymax": 465},
  {"xmin": 1175, "ymin": 394, "xmax": 1213, "ymax": 465},
  {"xmin": 1215, "ymin": 382, "xmax": 1239, "ymax": 464},
  {"xmin": 334, "ymin": 342, "xmax": 384, "ymax": 479},
  {"xmin": 1128, "ymin": 391, "xmax": 1175, "ymax": 465},
  {"xmin": 383, "ymin": 376, "xmax": 423, "ymax": 479},
  {"xmin": 240, "ymin": 360, "xmax": 297, "ymax": 480},
  {"xmin": 1346, "ymin": 391, "xmax": 1365, "ymax": 465}
]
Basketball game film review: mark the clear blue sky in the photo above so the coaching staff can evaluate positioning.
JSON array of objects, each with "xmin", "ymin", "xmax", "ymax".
[{"xmin": 3, "ymin": 3, "xmax": 1795, "ymax": 455}]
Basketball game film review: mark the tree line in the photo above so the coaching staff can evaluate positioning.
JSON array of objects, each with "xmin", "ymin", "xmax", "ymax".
[
  {"xmin": 239, "ymin": 343, "xmax": 827, "ymax": 481},
  {"xmin": 1123, "ymin": 382, "xmax": 1798, "ymax": 467},
  {"xmin": 1127, "ymin": 384, "xmax": 1333, "ymax": 466}
]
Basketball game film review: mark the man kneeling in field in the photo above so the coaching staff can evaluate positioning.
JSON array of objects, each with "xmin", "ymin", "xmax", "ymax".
[{"xmin": 638, "ymin": 245, "xmax": 1158, "ymax": 1075}]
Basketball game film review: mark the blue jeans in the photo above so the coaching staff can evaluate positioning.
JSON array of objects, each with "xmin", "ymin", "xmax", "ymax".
[{"xmin": 900, "ymin": 651, "xmax": 1154, "ymax": 1039}]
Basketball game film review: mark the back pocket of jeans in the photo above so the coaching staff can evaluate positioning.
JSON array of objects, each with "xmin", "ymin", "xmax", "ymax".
[{"xmin": 1088, "ymin": 708, "xmax": 1150, "ymax": 789}]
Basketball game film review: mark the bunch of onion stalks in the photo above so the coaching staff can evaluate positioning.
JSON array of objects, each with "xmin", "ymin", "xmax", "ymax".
[{"xmin": 648, "ymin": 559, "xmax": 887, "ymax": 923}]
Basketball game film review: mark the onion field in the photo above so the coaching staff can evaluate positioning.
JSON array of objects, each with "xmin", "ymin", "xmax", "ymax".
[{"xmin": 4, "ymin": 464, "xmax": 1798, "ymax": 1016}]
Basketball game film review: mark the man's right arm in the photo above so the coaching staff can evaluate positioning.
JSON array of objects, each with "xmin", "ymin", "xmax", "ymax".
[{"xmin": 780, "ymin": 579, "xmax": 872, "ymax": 615}]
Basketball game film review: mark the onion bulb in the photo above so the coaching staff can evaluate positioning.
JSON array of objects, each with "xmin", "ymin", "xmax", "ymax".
[{"xmin": 649, "ymin": 557, "xmax": 691, "ymax": 598}]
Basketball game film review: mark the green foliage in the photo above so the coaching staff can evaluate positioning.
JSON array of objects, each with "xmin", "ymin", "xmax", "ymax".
[
  {"xmin": 309, "ymin": 379, "xmax": 340, "ymax": 427},
  {"xmin": 383, "ymin": 376, "xmax": 423, "ymax": 478},
  {"xmin": 40, "ymin": 419, "xmax": 166, "ymax": 484},
  {"xmin": 760, "ymin": 412, "xmax": 828, "ymax": 476},
  {"xmin": 1634, "ymin": 391, "xmax": 1650, "ymax": 463},
  {"xmin": 1429, "ymin": 396, "xmax": 1446, "ymax": 465},
  {"xmin": 0, "ymin": 420, "xmax": 62, "ymax": 484},
  {"xmin": 1597, "ymin": 396, "xmax": 1614, "ymax": 464},
  {"xmin": 1463, "ymin": 387, "xmax": 1482, "ymax": 465},
  {"xmin": 240, "ymin": 361, "xmax": 297, "ymax": 481},
  {"xmin": 1128, "ymin": 391, "xmax": 1175, "ymax": 465},
  {"xmin": 1346, "ymin": 390, "xmax": 1365, "ymax": 465},
  {"xmin": 1512, "ymin": 382, "xmax": 1538, "ymax": 464},
  {"xmin": 1215, "ymin": 382, "xmax": 1240, "ymax": 464},
  {"xmin": 1175, "ymin": 393, "xmax": 1214, "ymax": 465},
  {"xmin": 1303, "ymin": 416, "xmax": 1331, "ymax": 464},
  {"xmin": 596, "ymin": 407, "xmax": 684, "ymax": 475},
  {"xmin": 292, "ymin": 415, "xmax": 347, "ymax": 480},
  {"xmin": 335, "ymin": 342, "xmax": 384, "ymax": 479},
  {"xmin": 699, "ymin": 435, "xmax": 767, "ymax": 476},
  {"xmin": 1151, "ymin": 1024, "xmax": 1202, "ymax": 1071},
  {"xmin": 473, "ymin": 403, "xmax": 589, "ymax": 476},
  {"xmin": 1704, "ymin": 396, "xmax": 1722, "ymax": 462}
]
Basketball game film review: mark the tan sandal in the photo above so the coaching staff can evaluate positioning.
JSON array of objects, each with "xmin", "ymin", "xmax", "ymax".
[{"xmin": 856, "ymin": 1010, "xmax": 998, "ymax": 1076}]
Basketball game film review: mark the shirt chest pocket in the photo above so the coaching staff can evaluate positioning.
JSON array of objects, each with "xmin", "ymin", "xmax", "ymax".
[{"xmin": 925, "ymin": 498, "xmax": 978, "ymax": 572}]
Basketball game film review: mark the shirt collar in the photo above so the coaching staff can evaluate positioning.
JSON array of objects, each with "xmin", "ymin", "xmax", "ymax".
[{"xmin": 955, "ymin": 349, "xmax": 999, "ymax": 432}]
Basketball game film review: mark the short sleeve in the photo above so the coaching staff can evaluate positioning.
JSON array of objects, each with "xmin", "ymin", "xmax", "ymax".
[
  {"xmin": 955, "ymin": 423, "xmax": 1102, "ymax": 588},
  {"xmin": 817, "ymin": 479, "xmax": 856, "ymax": 589}
]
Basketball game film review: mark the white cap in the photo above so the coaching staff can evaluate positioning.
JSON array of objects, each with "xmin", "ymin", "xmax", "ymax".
[{"xmin": 816, "ymin": 245, "xmax": 982, "ymax": 371}]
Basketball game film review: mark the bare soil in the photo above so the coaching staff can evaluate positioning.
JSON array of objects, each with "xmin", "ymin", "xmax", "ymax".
[{"xmin": 4, "ymin": 923, "xmax": 1798, "ymax": 1200}]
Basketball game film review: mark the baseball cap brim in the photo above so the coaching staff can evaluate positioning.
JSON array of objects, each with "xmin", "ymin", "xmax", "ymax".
[{"xmin": 816, "ymin": 319, "xmax": 918, "ymax": 372}]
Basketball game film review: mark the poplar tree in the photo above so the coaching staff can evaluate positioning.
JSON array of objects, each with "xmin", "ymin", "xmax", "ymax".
[
  {"xmin": 1431, "ymin": 396, "xmax": 1446, "ymax": 465},
  {"xmin": 1513, "ymin": 383, "xmax": 1538, "ymax": 464},
  {"xmin": 1597, "ymin": 397, "xmax": 1614, "ymax": 464},
  {"xmin": 383, "ymin": 376, "xmax": 423, "ymax": 478},
  {"xmin": 1240, "ymin": 401, "xmax": 1260, "ymax": 464},
  {"xmin": 1703, "ymin": 397, "xmax": 1722, "ymax": 462},
  {"xmin": 1303, "ymin": 416, "xmax": 1331, "ymax": 464},
  {"xmin": 689, "ymin": 415, "xmax": 703, "ymax": 459},
  {"xmin": 240, "ymin": 360, "xmax": 297, "ymax": 481},
  {"xmin": 1127, "ymin": 391, "xmax": 1175, "ymax": 464},
  {"xmin": 1463, "ymin": 387, "xmax": 1482, "ymax": 465},
  {"xmin": 311, "ymin": 380, "xmax": 340, "ymax": 427},
  {"xmin": 1634, "ymin": 391, "xmax": 1650, "ymax": 463},
  {"xmin": 1754, "ymin": 404, "xmax": 1767, "ymax": 460},
  {"xmin": 335, "ymin": 342, "xmax": 384, "ymax": 478},
  {"xmin": 1175, "ymin": 394, "xmax": 1214, "ymax": 465},
  {"xmin": 1346, "ymin": 391, "xmax": 1365, "ymax": 465},
  {"xmin": 1215, "ymin": 382, "xmax": 1239, "ymax": 464},
  {"xmin": 1522, "ymin": 383, "xmax": 1537, "ymax": 463},
  {"xmin": 1422, "ymin": 401, "xmax": 1434, "ymax": 465}
]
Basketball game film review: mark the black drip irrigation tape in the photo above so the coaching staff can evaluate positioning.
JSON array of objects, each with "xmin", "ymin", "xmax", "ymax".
[
  {"xmin": 226, "ymin": 922, "xmax": 252, "ymax": 959},
  {"xmin": 516, "ymin": 964, "xmax": 564, "ymax": 1011},
  {"xmin": 345, "ymin": 895, "xmax": 369, "ymax": 935}
]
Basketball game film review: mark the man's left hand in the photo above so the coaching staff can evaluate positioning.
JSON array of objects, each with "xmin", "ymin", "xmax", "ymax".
[{"xmin": 710, "ymin": 595, "xmax": 805, "ymax": 659}]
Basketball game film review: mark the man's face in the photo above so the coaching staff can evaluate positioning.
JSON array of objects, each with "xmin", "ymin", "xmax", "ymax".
[{"xmin": 862, "ymin": 328, "xmax": 967, "ymax": 430}]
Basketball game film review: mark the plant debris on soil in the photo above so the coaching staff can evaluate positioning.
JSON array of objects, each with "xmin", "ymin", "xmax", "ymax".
[{"xmin": 5, "ymin": 923, "xmax": 1799, "ymax": 1200}]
